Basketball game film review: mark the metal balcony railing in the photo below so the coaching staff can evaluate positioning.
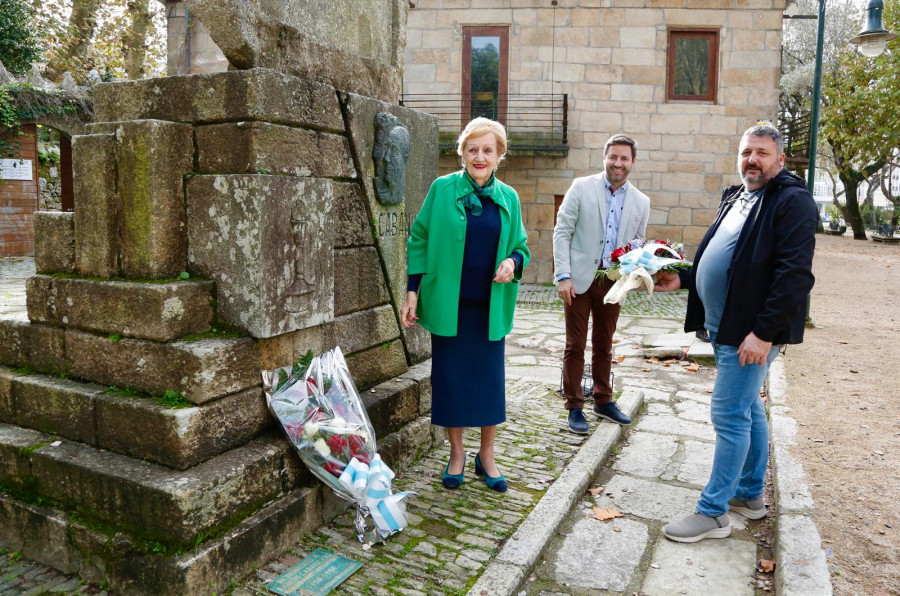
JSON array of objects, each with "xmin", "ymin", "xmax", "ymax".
[{"xmin": 400, "ymin": 93, "xmax": 568, "ymax": 155}]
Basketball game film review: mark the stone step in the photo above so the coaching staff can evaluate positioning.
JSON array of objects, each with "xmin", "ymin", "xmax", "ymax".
[
  {"xmin": 0, "ymin": 320, "xmax": 259, "ymax": 405},
  {"xmin": 0, "ymin": 411, "xmax": 442, "ymax": 596},
  {"xmin": 26, "ymin": 274, "xmax": 216, "ymax": 342},
  {"xmin": 0, "ymin": 422, "xmax": 310, "ymax": 547},
  {"xmin": 0, "ymin": 366, "xmax": 271, "ymax": 470},
  {"xmin": 0, "ymin": 483, "xmax": 343, "ymax": 596}
]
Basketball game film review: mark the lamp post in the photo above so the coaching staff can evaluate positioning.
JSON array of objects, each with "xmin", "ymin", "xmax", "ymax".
[
  {"xmin": 850, "ymin": 0, "xmax": 898, "ymax": 56},
  {"xmin": 806, "ymin": 0, "xmax": 827, "ymax": 195}
]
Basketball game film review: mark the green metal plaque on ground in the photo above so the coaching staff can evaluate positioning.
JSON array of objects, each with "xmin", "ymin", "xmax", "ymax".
[{"xmin": 266, "ymin": 548, "xmax": 362, "ymax": 596}]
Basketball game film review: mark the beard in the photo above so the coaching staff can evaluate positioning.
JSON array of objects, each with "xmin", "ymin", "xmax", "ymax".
[{"xmin": 741, "ymin": 164, "xmax": 777, "ymax": 189}]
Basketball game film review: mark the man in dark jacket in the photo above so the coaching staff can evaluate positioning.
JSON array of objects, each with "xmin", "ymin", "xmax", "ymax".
[{"xmin": 655, "ymin": 124, "xmax": 817, "ymax": 542}]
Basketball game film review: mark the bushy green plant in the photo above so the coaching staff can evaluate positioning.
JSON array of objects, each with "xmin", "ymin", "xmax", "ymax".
[{"xmin": 0, "ymin": 0, "xmax": 41, "ymax": 76}]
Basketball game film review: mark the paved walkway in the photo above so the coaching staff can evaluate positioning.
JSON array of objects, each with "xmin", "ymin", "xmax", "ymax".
[{"xmin": 0, "ymin": 261, "xmax": 830, "ymax": 595}]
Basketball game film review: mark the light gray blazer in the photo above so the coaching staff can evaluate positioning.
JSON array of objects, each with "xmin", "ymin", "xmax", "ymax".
[{"xmin": 552, "ymin": 173, "xmax": 651, "ymax": 295}]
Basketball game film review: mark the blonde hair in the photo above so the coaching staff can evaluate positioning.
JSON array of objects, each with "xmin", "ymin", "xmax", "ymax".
[{"xmin": 457, "ymin": 117, "xmax": 508, "ymax": 164}]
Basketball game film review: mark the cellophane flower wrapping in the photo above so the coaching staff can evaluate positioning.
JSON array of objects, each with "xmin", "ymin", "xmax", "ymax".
[
  {"xmin": 595, "ymin": 239, "xmax": 692, "ymax": 304},
  {"xmin": 262, "ymin": 347, "xmax": 414, "ymax": 544}
]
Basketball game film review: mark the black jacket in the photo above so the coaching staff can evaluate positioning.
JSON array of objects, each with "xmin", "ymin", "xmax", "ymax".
[{"xmin": 678, "ymin": 168, "xmax": 817, "ymax": 346}]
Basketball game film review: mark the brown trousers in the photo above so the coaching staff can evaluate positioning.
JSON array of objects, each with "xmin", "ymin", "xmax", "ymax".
[{"xmin": 562, "ymin": 275, "xmax": 620, "ymax": 411}]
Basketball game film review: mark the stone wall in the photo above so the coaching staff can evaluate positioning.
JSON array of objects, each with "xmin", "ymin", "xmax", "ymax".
[
  {"xmin": 405, "ymin": 0, "xmax": 786, "ymax": 282},
  {"xmin": 0, "ymin": 68, "xmax": 440, "ymax": 595},
  {"xmin": 38, "ymin": 153, "xmax": 62, "ymax": 212}
]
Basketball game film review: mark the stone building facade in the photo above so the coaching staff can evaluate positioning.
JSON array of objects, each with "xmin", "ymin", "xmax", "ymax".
[{"xmin": 403, "ymin": 0, "xmax": 787, "ymax": 283}]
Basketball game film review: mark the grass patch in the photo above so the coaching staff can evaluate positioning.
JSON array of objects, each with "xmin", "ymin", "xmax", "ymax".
[{"xmin": 155, "ymin": 390, "xmax": 193, "ymax": 409}]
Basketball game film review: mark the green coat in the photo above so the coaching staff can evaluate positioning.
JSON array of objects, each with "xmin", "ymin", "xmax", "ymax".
[{"xmin": 407, "ymin": 170, "xmax": 531, "ymax": 340}]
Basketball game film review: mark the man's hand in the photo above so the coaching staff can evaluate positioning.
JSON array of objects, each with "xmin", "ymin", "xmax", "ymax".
[
  {"xmin": 400, "ymin": 291, "xmax": 419, "ymax": 328},
  {"xmin": 493, "ymin": 258, "xmax": 516, "ymax": 283},
  {"xmin": 557, "ymin": 279, "xmax": 576, "ymax": 306},
  {"xmin": 654, "ymin": 271, "xmax": 681, "ymax": 292},
  {"xmin": 738, "ymin": 331, "xmax": 773, "ymax": 367}
]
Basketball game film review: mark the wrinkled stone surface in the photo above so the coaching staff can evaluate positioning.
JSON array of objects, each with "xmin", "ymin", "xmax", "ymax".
[
  {"xmin": 196, "ymin": 122, "xmax": 355, "ymax": 179},
  {"xmin": 340, "ymin": 92, "xmax": 438, "ymax": 364},
  {"xmin": 333, "ymin": 305, "xmax": 400, "ymax": 356},
  {"xmin": 96, "ymin": 387, "xmax": 271, "ymax": 469},
  {"xmin": 345, "ymin": 339, "xmax": 407, "ymax": 392},
  {"xmin": 333, "ymin": 247, "xmax": 390, "ymax": 316},
  {"xmin": 32, "ymin": 211, "xmax": 75, "ymax": 274},
  {"xmin": 13, "ymin": 375, "xmax": 105, "ymax": 445},
  {"xmin": 333, "ymin": 181, "xmax": 373, "ymax": 249},
  {"xmin": 399, "ymin": 359, "xmax": 431, "ymax": 415},
  {"xmin": 22, "ymin": 435, "xmax": 287, "ymax": 544},
  {"xmin": 26, "ymin": 275, "xmax": 214, "ymax": 342},
  {"xmin": 72, "ymin": 134, "xmax": 118, "ymax": 277},
  {"xmin": 187, "ymin": 175, "xmax": 334, "ymax": 338},
  {"xmin": 0, "ymin": 366, "xmax": 16, "ymax": 422},
  {"xmin": 93, "ymin": 69, "xmax": 343, "ymax": 130},
  {"xmin": 0, "ymin": 320, "xmax": 66, "ymax": 373},
  {"xmin": 64, "ymin": 329, "xmax": 260, "ymax": 405},
  {"xmin": 183, "ymin": 0, "xmax": 405, "ymax": 101},
  {"xmin": 362, "ymin": 376, "xmax": 418, "ymax": 439},
  {"xmin": 115, "ymin": 120, "xmax": 194, "ymax": 279}
]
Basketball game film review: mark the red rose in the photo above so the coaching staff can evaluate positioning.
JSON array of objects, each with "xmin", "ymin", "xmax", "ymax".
[
  {"xmin": 611, "ymin": 247, "xmax": 627, "ymax": 262},
  {"xmin": 353, "ymin": 454, "xmax": 371, "ymax": 465},
  {"xmin": 284, "ymin": 423, "xmax": 304, "ymax": 440},
  {"xmin": 326, "ymin": 434, "xmax": 349, "ymax": 454},
  {"xmin": 324, "ymin": 461, "xmax": 344, "ymax": 477},
  {"xmin": 347, "ymin": 434, "xmax": 367, "ymax": 453}
]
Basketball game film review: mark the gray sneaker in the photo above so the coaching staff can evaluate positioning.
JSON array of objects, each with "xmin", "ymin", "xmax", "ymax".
[
  {"xmin": 728, "ymin": 496, "xmax": 766, "ymax": 520},
  {"xmin": 663, "ymin": 513, "xmax": 732, "ymax": 543}
]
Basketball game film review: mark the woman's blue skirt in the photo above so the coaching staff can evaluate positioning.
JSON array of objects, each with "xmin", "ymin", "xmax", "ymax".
[{"xmin": 430, "ymin": 300, "xmax": 506, "ymax": 428}]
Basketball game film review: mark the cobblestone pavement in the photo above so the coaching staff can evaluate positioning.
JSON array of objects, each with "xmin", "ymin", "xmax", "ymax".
[{"xmin": 3, "ymin": 265, "xmax": 782, "ymax": 595}]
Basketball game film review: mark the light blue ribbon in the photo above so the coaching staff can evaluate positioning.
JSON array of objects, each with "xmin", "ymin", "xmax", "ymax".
[
  {"xmin": 617, "ymin": 242, "xmax": 684, "ymax": 275},
  {"xmin": 339, "ymin": 454, "xmax": 416, "ymax": 538}
]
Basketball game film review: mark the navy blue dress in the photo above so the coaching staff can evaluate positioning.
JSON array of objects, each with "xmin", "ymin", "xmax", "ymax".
[{"xmin": 410, "ymin": 198, "xmax": 509, "ymax": 428}]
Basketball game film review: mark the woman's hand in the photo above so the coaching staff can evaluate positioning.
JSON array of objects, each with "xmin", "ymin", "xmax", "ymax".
[
  {"xmin": 400, "ymin": 291, "xmax": 419, "ymax": 328},
  {"xmin": 493, "ymin": 258, "xmax": 516, "ymax": 283}
]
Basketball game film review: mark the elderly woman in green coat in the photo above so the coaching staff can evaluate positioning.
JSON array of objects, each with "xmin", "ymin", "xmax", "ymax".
[{"xmin": 400, "ymin": 117, "xmax": 530, "ymax": 493}]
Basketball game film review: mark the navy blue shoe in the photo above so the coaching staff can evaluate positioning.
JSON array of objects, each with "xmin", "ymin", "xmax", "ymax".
[
  {"xmin": 474, "ymin": 453, "xmax": 507, "ymax": 493},
  {"xmin": 593, "ymin": 401, "xmax": 632, "ymax": 425},
  {"xmin": 567, "ymin": 409, "xmax": 589, "ymax": 434},
  {"xmin": 442, "ymin": 455, "xmax": 465, "ymax": 489}
]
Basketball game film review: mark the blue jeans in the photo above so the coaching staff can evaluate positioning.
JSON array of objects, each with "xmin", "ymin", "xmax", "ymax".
[{"xmin": 696, "ymin": 333, "xmax": 781, "ymax": 518}]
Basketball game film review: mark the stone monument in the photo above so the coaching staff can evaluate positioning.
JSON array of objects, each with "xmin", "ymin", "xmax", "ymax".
[{"xmin": 0, "ymin": 3, "xmax": 439, "ymax": 594}]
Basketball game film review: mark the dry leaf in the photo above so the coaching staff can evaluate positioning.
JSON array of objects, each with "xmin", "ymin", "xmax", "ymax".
[
  {"xmin": 616, "ymin": 355, "xmax": 625, "ymax": 363},
  {"xmin": 591, "ymin": 507, "xmax": 624, "ymax": 521},
  {"xmin": 684, "ymin": 363, "xmax": 700, "ymax": 372},
  {"xmin": 612, "ymin": 338, "xmax": 620, "ymax": 344},
  {"xmin": 647, "ymin": 357, "xmax": 660, "ymax": 364},
  {"xmin": 642, "ymin": 368, "xmax": 651, "ymax": 372},
  {"xmin": 588, "ymin": 487, "xmax": 604, "ymax": 496},
  {"xmin": 759, "ymin": 559, "xmax": 776, "ymax": 573},
  {"xmin": 682, "ymin": 347, "xmax": 690, "ymax": 359},
  {"xmin": 705, "ymin": 389, "xmax": 713, "ymax": 394}
]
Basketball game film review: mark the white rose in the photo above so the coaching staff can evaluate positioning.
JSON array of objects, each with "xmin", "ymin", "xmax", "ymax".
[{"xmin": 314, "ymin": 438, "xmax": 330, "ymax": 458}]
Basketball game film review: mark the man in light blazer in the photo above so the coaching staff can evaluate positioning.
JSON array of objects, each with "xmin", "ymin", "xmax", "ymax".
[{"xmin": 553, "ymin": 134, "xmax": 650, "ymax": 434}]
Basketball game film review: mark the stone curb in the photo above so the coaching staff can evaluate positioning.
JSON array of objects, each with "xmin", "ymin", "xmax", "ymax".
[
  {"xmin": 467, "ymin": 390, "xmax": 644, "ymax": 596},
  {"xmin": 767, "ymin": 358, "xmax": 834, "ymax": 596}
]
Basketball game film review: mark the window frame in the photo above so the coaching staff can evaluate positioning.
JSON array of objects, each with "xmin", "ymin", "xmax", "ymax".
[
  {"xmin": 666, "ymin": 28, "xmax": 719, "ymax": 103},
  {"xmin": 461, "ymin": 25, "xmax": 510, "ymax": 128}
]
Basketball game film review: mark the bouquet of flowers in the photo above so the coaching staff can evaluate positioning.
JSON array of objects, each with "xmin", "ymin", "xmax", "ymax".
[
  {"xmin": 262, "ymin": 347, "xmax": 415, "ymax": 544},
  {"xmin": 596, "ymin": 239, "xmax": 691, "ymax": 304}
]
